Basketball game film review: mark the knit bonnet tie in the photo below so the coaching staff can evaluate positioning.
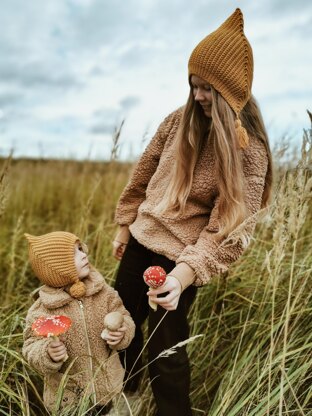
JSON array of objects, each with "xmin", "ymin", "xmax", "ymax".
[
  {"xmin": 25, "ymin": 231, "xmax": 87, "ymax": 299},
  {"xmin": 188, "ymin": 8, "xmax": 253, "ymax": 149}
]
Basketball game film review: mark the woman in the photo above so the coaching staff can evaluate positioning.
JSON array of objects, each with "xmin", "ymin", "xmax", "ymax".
[{"xmin": 112, "ymin": 8, "xmax": 273, "ymax": 416}]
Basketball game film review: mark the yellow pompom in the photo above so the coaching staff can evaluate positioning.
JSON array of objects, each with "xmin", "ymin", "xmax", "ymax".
[
  {"xmin": 235, "ymin": 117, "xmax": 249, "ymax": 149},
  {"xmin": 69, "ymin": 280, "xmax": 86, "ymax": 298}
]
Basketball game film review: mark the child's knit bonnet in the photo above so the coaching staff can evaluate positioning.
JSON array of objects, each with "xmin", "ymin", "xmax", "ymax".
[{"xmin": 24, "ymin": 231, "xmax": 86, "ymax": 298}]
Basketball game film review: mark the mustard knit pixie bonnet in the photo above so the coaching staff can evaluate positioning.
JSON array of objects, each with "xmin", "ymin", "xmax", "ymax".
[
  {"xmin": 24, "ymin": 231, "xmax": 87, "ymax": 298},
  {"xmin": 188, "ymin": 8, "xmax": 253, "ymax": 148}
]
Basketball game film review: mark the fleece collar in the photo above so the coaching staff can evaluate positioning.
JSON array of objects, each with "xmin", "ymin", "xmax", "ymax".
[{"xmin": 38, "ymin": 268, "xmax": 105, "ymax": 309}]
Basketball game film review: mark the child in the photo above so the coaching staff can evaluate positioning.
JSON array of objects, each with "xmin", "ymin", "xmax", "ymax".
[{"xmin": 23, "ymin": 231, "xmax": 135, "ymax": 415}]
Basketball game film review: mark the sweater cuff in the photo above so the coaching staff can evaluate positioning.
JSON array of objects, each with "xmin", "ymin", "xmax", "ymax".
[
  {"xmin": 169, "ymin": 262, "xmax": 196, "ymax": 291},
  {"xmin": 176, "ymin": 245, "xmax": 219, "ymax": 286}
]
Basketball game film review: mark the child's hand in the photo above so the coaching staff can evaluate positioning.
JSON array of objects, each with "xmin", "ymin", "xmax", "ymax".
[
  {"xmin": 47, "ymin": 338, "xmax": 67, "ymax": 362},
  {"xmin": 101, "ymin": 325, "xmax": 127, "ymax": 346}
]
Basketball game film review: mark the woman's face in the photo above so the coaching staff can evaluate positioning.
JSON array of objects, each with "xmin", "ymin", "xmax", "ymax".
[
  {"xmin": 74, "ymin": 242, "xmax": 90, "ymax": 279},
  {"xmin": 190, "ymin": 75, "xmax": 212, "ymax": 118}
]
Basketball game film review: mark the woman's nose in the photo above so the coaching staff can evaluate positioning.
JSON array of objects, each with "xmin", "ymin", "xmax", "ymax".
[{"xmin": 194, "ymin": 88, "xmax": 204, "ymax": 101}]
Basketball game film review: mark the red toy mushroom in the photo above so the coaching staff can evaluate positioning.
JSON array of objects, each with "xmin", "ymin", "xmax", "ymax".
[
  {"xmin": 32, "ymin": 315, "xmax": 72, "ymax": 361},
  {"xmin": 143, "ymin": 266, "xmax": 167, "ymax": 311}
]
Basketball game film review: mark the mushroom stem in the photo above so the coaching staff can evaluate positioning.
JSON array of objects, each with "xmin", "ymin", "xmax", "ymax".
[{"xmin": 148, "ymin": 298, "xmax": 157, "ymax": 311}]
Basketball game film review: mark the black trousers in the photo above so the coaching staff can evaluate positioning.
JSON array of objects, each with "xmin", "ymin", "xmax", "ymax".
[{"xmin": 114, "ymin": 235, "xmax": 197, "ymax": 416}]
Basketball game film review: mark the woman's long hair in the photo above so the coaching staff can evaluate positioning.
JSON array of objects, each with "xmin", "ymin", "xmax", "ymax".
[{"xmin": 155, "ymin": 86, "xmax": 273, "ymax": 239}]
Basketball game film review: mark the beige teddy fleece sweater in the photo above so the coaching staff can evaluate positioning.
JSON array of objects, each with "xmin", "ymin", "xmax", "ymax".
[
  {"xmin": 23, "ymin": 269, "xmax": 135, "ymax": 412},
  {"xmin": 115, "ymin": 107, "xmax": 269, "ymax": 286}
]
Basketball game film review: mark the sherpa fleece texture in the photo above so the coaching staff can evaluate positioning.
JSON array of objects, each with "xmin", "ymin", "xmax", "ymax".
[
  {"xmin": 23, "ymin": 269, "xmax": 135, "ymax": 412},
  {"xmin": 115, "ymin": 107, "xmax": 269, "ymax": 286}
]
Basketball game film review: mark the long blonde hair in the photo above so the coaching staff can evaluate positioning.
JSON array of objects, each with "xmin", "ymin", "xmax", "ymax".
[{"xmin": 156, "ymin": 86, "xmax": 273, "ymax": 239}]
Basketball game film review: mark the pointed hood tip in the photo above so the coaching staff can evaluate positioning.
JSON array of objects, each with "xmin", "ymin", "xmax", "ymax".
[
  {"xmin": 233, "ymin": 8, "xmax": 244, "ymax": 19},
  {"xmin": 223, "ymin": 8, "xmax": 244, "ymax": 29},
  {"xmin": 24, "ymin": 233, "xmax": 33, "ymax": 241}
]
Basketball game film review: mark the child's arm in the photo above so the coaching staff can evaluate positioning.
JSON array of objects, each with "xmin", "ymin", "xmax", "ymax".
[
  {"xmin": 103, "ymin": 285, "xmax": 135, "ymax": 351},
  {"xmin": 23, "ymin": 300, "xmax": 65, "ymax": 374}
]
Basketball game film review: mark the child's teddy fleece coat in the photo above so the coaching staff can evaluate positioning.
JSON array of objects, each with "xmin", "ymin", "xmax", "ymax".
[{"xmin": 23, "ymin": 269, "xmax": 135, "ymax": 412}]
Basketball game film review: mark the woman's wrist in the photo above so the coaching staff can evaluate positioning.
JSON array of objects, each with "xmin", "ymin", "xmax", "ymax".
[
  {"xmin": 169, "ymin": 262, "xmax": 195, "ymax": 291},
  {"xmin": 114, "ymin": 225, "xmax": 131, "ymax": 245},
  {"xmin": 167, "ymin": 275, "xmax": 183, "ymax": 293}
]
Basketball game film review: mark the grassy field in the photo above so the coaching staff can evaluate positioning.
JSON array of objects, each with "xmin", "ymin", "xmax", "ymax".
[{"xmin": 0, "ymin": 118, "xmax": 311, "ymax": 416}]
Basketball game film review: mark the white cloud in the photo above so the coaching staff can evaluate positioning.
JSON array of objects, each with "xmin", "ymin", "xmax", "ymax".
[{"xmin": 0, "ymin": 0, "xmax": 311, "ymax": 160}]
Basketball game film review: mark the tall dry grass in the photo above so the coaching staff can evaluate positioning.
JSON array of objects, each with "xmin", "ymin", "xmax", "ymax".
[{"xmin": 0, "ymin": 114, "xmax": 311, "ymax": 415}]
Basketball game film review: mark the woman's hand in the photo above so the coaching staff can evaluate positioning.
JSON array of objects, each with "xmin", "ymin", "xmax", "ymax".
[
  {"xmin": 101, "ymin": 325, "xmax": 127, "ymax": 346},
  {"xmin": 47, "ymin": 338, "xmax": 67, "ymax": 362},
  {"xmin": 112, "ymin": 225, "xmax": 130, "ymax": 261},
  {"xmin": 147, "ymin": 275, "xmax": 183, "ymax": 311}
]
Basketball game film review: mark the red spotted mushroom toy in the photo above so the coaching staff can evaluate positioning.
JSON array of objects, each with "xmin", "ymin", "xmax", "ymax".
[
  {"xmin": 143, "ymin": 266, "xmax": 167, "ymax": 311},
  {"xmin": 32, "ymin": 315, "xmax": 72, "ymax": 361}
]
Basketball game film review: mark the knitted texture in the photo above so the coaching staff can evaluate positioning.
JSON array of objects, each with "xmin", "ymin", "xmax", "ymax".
[
  {"xmin": 115, "ymin": 108, "xmax": 269, "ymax": 285},
  {"xmin": 23, "ymin": 269, "xmax": 135, "ymax": 412},
  {"xmin": 69, "ymin": 280, "xmax": 87, "ymax": 298},
  {"xmin": 188, "ymin": 8, "xmax": 253, "ymax": 115},
  {"xmin": 24, "ymin": 232, "xmax": 84, "ymax": 295}
]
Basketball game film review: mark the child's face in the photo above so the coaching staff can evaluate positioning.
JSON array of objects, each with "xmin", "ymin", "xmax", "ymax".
[{"xmin": 74, "ymin": 242, "xmax": 90, "ymax": 279}]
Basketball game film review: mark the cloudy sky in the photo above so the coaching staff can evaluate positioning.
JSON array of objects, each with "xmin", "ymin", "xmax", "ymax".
[{"xmin": 0, "ymin": 0, "xmax": 311, "ymax": 160}]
